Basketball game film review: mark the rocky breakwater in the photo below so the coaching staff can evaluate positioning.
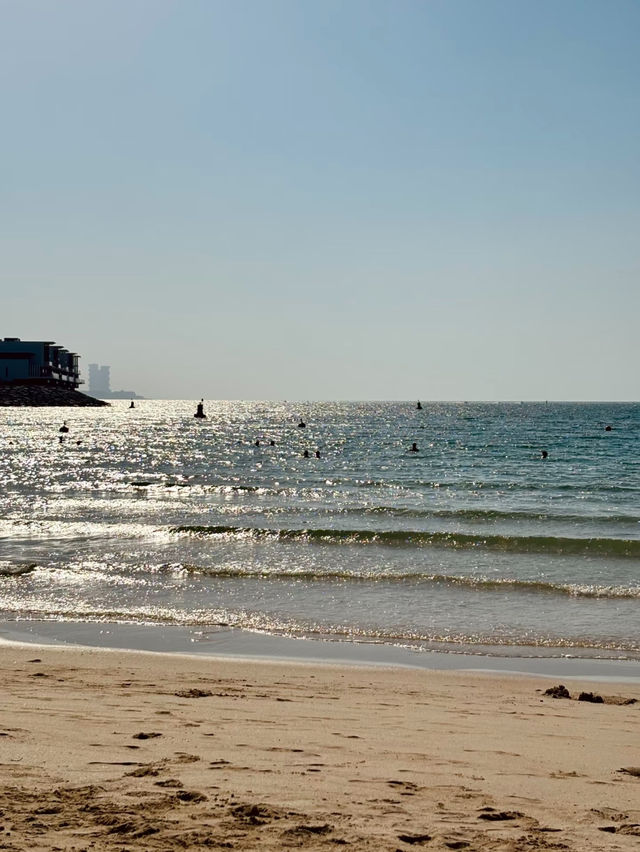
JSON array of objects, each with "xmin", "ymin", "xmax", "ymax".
[{"xmin": 0, "ymin": 384, "xmax": 110, "ymax": 407}]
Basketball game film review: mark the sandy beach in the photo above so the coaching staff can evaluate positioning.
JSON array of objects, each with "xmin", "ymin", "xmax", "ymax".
[{"xmin": 0, "ymin": 644, "xmax": 637, "ymax": 850}]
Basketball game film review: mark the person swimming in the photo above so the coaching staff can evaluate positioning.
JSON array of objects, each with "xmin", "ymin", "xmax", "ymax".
[
  {"xmin": 303, "ymin": 449, "xmax": 310, "ymax": 458},
  {"xmin": 129, "ymin": 401, "xmax": 135, "ymax": 409},
  {"xmin": 409, "ymin": 442, "xmax": 418, "ymax": 452},
  {"xmin": 298, "ymin": 420, "xmax": 306, "ymax": 428},
  {"xmin": 416, "ymin": 401, "xmax": 422, "ymax": 410},
  {"xmin": 541, "ymin": 450, "xmax": 548, "ymax": 459},
  {"xmin": 59, "ymin": 421, "xmax": 69, "ymax": 433},
  {"xmin": 315, "ymin": 450, "xmax": 321, "ymax": 458}
]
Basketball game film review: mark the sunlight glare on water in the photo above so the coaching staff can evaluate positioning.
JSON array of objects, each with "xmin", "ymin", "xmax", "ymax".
[{"xmin": 0, "ymin": 401, "xmax": 639, "ymax": 658}]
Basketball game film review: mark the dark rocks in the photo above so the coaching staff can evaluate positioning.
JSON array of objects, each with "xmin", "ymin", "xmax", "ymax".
[
  {"xmin": 577, "ymin": 691, "xmax": 604, "ymax": 703},
  {"xmin": 0, "ymin": 384, "xmax": 109, "ymax": 407},
  {"xmin": 544, "ymin": 684, "xmax": 571, "ymax": 699}
]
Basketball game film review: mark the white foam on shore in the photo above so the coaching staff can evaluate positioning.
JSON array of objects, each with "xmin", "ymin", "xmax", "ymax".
[{"xmin": 1, "ymin": 619, "xmax": 639, "ymax": 683}]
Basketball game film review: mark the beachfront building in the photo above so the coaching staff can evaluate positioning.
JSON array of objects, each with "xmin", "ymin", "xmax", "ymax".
[{"xmin": 0, "ymin": 337, "xmax": 81, "ymax": 389}]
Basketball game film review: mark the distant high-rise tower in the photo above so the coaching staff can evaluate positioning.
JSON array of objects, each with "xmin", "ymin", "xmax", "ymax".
[
  {"xmin": 87, "ymin": 363, "xmax": 142, "ymax": 399},
  {"xmin": 88, "ymin": 364, "xmax": 111, "ymax": 397}
]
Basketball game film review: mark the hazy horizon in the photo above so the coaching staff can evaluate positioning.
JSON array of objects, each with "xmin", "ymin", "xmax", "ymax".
[{"xmin": 3, "ymin": 1, "xmax": 639, "ymax": 401}]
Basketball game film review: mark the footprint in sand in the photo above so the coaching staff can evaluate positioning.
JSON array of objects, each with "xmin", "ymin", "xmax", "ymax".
[
  {"xmin": 397, "ymin": 831, "xmax": 431, "ymax": 845},
  {"xmin": 477, "ymin": 807, "xmax": 524, "ymax": 821},
  {"xmin": 387, "ymin": 780, "xmax": 419, "ymax": 795}
]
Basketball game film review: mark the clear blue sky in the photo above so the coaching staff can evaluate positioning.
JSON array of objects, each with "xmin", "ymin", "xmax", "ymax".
[{"xmin": 2, "ymin": 0, "xmax": 639, "ymax": 400}]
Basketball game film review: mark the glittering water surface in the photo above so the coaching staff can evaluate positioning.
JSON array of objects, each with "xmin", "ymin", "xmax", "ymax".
[{"xmin": 1, "ymin": 401, "xmax": 639, "ymax": 658}]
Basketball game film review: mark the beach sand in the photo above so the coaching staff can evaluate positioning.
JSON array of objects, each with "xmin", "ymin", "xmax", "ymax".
[{"xmin": 0, "ymin": 644, "xmax": 638, "ymax": 851}]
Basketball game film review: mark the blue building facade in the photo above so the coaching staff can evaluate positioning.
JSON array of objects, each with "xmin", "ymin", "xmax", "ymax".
[{"xmin": 0, "ymin": 338, "xmax": 81, "ymax": 389}]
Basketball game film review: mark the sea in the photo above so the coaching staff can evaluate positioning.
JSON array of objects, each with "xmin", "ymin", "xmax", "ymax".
[{"xmin": 1, "ymin": 401, "xmax": 639, "ymax": 673}]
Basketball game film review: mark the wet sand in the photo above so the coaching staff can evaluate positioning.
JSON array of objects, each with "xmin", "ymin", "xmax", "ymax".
[{"xmin": 0, "ymin": 643, "xmax": 639, "ymax": 850}]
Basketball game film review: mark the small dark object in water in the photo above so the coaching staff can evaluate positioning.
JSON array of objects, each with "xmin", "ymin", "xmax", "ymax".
[
  {"xmin": 315, "ymin": 450, "xmax": 321, "ymax": 458},
  {"xmin": 544, "ymin": 684, "xmax": 571, "ymax": 699},
  {"xmin": 578, "ymin": 691, "xmax": 604, "ymax": 703},
  {"xmin": 254, "ymin": 440, "xmax": 260, "ymax": 446},
  {"xmin": 298, "ymin": 420, "xmax": 306, "ymax": 428},
  {"xmin": 270, "ymin": 440, "xmax": 275, "ymax": 446},
  {"xmin": 416, "ymin": 401, "xmax": 422, "ymax": 410},
  {"xmin": 303, "ymin": 449, "xmax": 310, "ymax": 458},
  {"xmin": 194, "ymin": 399, "xmax": 206, "ymax": 419},
  {"xmin": 59, "ymin": 422, "xmax": 69, "ymax": 433},
  {"xmin": 605, "ymin": 425, "xmax": 612, "ymax": 431},
  {"xmin": 409, "ymin": 442, "xmax": 418, "ymax": 452},
  {"xmin": 541, "ymin": 450, "xmax": 548, "ymax": 459}
]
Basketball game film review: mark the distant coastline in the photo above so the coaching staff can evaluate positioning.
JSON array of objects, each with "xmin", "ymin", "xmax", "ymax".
[{"xmin": 0, "ymin": 384, "xmax": 109, "ymax": 407}]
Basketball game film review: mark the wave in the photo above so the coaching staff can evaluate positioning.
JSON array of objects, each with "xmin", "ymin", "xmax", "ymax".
[
  {"xmin": 0, "ymin": 562, "xmax": 37, "ymax": 577},
  {"xmin": 171, "ymin": 524, "xmax": 640, "ymax": 558},
  {"xmin": 176, "ymin": 565, "xmax": 640, "ymax": 599},
  {"xmin": 345, "ymin": 506, "xmax": 640, "ymax": 525}
]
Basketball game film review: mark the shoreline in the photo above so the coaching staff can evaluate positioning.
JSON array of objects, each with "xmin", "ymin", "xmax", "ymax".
[
  {"xmin": 0, "ymin": 641, "xmax": 638, "ymax": 851},
  {"xmin": 3, "ymin": 618, "xmax": 640, "ymax": 682}
]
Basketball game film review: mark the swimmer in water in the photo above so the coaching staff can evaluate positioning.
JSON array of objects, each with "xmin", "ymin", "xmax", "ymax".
[
  {"xmin": 315, "ymin": 450, "xmax": 321, "ymax": 458},
  {"xmin": 298, "ymin": 420, "xmax": 306, "ymax": 428},
  {"xmin": 409, "ymin": 442, "xmax": 418, "ymax": 452},
  {"xmin": 541, "ymin": 450, "xmax": 548, "ymax": 459},
  {"xmin": 59, "ymin": 421, "xmax": 69, "ymax": 433},
  {"xmin": 303, "ymin": 449, "xmax": 310, "ymax": 458}
]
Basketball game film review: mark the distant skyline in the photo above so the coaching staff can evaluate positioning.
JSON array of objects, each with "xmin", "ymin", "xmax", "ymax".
[{"xmin": 2, "ymin": 0, "xmax": 639, "ymax": 400}]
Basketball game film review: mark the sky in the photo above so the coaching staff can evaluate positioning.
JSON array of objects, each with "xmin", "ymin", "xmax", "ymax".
[{"xmin": 2, "ymin": 0, "xmax": 639, "ymax": 400}]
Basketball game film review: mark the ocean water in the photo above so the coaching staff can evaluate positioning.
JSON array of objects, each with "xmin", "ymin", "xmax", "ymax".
[{"xmin": 0, "ymin": 401, "xmax": 638, "ymax": 661}]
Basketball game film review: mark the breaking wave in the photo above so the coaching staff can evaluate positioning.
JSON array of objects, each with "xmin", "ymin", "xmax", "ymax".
[{"xmin": 171, "ymin": 524, "xmax": 640, "ymax": 558}]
